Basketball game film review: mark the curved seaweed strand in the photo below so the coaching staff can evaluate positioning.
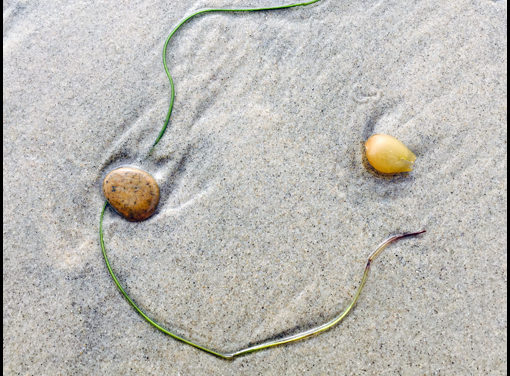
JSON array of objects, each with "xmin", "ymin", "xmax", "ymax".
[
  {"xmin": 101, "ymin": 201, "xmax": 424, "ymax": 359},
  {"xmin": 149, "ymin": 0, "xmax": 322, "ymax": 154},
  {"xmin": 100, "ymin": 0, "xmax": 426, "ymax": 359}
]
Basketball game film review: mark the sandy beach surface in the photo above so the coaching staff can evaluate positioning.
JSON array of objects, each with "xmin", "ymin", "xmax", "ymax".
[{"xmin": 3, "ymin": 0, "xmax": 507, "ymax": 374}]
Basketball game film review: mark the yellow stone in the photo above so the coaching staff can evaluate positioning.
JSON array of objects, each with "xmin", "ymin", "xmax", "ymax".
[
  {"xmin": 103, "ymin": 167, "xmax": 160, "ymax": 221},
  {"xmin": 365, "ymin": 134, "xmax": 416, "ymax": 174}
]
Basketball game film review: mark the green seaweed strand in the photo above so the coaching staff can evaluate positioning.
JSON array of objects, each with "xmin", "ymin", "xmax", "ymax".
[
  {"xmin": 149, "ymin": 0, "xmax": 322, "ymax": 154},
  {"xmin": 101, "ymin": 202, "xmax": 424, "ymax": 359},
  {"xmin": 100, "ymin": 0, "xmax": 426, "ymax": 359}
]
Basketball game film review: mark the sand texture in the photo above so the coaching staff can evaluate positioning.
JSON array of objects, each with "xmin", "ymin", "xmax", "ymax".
[{"xmin": 3, "ymin": 0, "xmax": 507, "ymax": 374}]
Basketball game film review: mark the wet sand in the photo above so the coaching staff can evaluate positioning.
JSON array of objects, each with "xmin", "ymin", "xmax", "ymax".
[{"xmin": 3, "ymin": 0, "xmax": 507, "ymax": 374}]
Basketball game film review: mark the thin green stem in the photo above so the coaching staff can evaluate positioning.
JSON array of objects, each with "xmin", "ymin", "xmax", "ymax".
[
  {"xmin": 148, "ymin": 0, "xmax": 322, "ymax": 154},
  {"xmin": 100, "ymin": 202, "xmax": 229, "ymax": 359},
  {"xmin": 100, "ymin": 201, "xmax": 424, "ymax": 359},
  {"xmin": 101, "ymin": 0, "xmax": 426, "ymax": 360}
]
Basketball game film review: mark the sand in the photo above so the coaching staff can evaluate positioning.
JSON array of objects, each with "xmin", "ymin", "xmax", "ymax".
[{"xmin": 3, "ymin": 0, "xmax": 507, "ymax": 374}]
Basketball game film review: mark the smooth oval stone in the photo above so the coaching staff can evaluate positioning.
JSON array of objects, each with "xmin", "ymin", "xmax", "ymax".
[
  {"xmin": 103, "ymin": 167, "xmax": 160, "ymax": 221},
  {"xmin": 365, "ymin": 134, "xmax": 416, "ymax": 174}
]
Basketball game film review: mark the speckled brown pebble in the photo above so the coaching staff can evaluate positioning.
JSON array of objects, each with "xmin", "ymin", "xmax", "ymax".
[{"xmin": 103, "ymin": 167, "xmax": 160, "ymax": 221}]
